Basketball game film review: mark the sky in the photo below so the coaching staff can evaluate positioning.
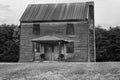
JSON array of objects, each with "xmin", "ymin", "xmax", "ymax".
[{"xmin": 0, "ymin": 0, "xmax": 120, "ymax": 28}]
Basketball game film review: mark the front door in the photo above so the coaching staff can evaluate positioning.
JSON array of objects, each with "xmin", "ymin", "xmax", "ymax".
[{"xmin": 44, "ymin": 44, "xmax": 54, "ymax": 61}]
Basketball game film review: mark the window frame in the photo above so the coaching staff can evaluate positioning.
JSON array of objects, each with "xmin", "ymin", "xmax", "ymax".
[
  {"xmin": 33, "ymin": 24, "xmax": 40, "ymax": 35},
  {"xmin": 66, "ymin": 23, "xmax": 75, "ymax": 35},
  {"xmin": 66, "ymin": 42, "xmax": 74, "ymax": 53}
]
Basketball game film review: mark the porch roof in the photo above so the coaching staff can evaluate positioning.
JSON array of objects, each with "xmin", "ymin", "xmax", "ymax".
[{"xmin": 31, "ymin": 35, "xmax": 73, "ymax": 42}]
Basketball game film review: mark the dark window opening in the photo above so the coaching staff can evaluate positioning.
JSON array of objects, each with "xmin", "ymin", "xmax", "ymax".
[
  {"xmin": 33, "ymin": 24, "xmax": 40, "ymax": 35},
  {"xmin": 34, "ymin": 43, "xmax": 40, "ymax": 52},
  {"xmin": 66, "ymin": 24, "xmax": 74, "ymax": 35},
  {"xmin": 36, "ymin": 43, "xmax": 40, "ymax": 52},
  {"xmin": 66, "ymin": 42, "xmax": 74, "ymax": 53},
  {"xmin": 89, "ymin": 5, "xmax": 94, "ymax": 20}
]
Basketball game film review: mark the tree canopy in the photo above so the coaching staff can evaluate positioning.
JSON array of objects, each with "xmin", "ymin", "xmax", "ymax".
[
  {"xmin": 96, "ymin": 26, "xmax": 120, "ymax": 62},
  {"xmin": 0, "ymin": 24, "xmax": 19, "ymax": 62}
]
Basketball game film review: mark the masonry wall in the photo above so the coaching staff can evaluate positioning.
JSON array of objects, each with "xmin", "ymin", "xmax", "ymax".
[{"xmin": 19, "ymin": 22, "xmax": 90, "ymax": 62}]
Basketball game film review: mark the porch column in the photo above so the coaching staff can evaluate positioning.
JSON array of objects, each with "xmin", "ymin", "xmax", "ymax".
[
  {"xmin": 40, "ymin": 43, "xmax": 41, "ymax": 54},
  {"xmin": 33, "ymin": 42, "xmax": 38, "ymax": 61},
  {"xmin": 34, "ymin": 42, "xmax": 38, "ymax": 61},
  {"xmin": 64, "ymin": 43, "xmax": 67, "ymax": 60},
  {"xmin": 39, "ymin": 43, "xmax": 42, "ymax": 61},
  {"xmin": 58, "ymin": 41, "xmax": 61, "ymax": 61},
  {"xmin": 32, "ymin": 42, "xmax": 35, "ymax": 61},
  {"xmin": 41, "ymin": 44, "xmax": 44, "ymax": 54}
]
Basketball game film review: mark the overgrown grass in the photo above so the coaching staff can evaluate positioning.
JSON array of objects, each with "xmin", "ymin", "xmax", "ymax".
[{"xmin": 0, "ymin": 62, "xmax": 120, "ymax": 80}]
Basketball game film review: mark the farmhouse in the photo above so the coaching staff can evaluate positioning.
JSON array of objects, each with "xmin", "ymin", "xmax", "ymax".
[{"xmin": 19, "ymin": 1, "xmax": 96, "ymax": 62}]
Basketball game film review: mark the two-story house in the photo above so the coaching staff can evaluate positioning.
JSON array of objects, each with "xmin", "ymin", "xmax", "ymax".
[{"xmin": 19, "ymin": 1, "xmax": 96, "ymax": 62}]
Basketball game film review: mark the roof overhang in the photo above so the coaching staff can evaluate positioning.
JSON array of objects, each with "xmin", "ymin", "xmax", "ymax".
[
  {"xmin": 20, "ymin": 19, "xmax": 88, "ymax": 23},
  {"xmin": 31, "ymin": 35, "xmax": 73, "ymax": 42}
]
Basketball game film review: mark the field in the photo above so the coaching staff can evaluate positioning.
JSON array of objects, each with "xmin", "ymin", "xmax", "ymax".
[{"xmin": 0, "ymin": 62, "xmax": 120, "ymax": 80}]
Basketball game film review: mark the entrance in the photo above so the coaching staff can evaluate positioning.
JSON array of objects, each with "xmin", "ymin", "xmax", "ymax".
[{"xmin": 44, "ymin": 44, "xmax": 57, "ymax": 61}]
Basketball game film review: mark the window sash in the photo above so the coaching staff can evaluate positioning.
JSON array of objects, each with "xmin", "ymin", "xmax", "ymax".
[
  {"xmin": 66, "ymin": 24, "xmax": 74, "ymax": 35},
  {"xmin": 33, "ymin": 24, "xmax": 40, "ymax": 35},
  {"xmin": 66, "ymin": 42, "xmax": 74, "ymax": 53}
]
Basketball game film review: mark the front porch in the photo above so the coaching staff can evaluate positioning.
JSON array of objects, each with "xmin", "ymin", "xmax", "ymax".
[{"xmin": 32, "ymin": 35, "xmax": 72, "ymax": 62}]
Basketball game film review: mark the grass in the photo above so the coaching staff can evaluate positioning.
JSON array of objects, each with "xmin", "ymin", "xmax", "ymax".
[{"xmin": 0, "ymin": 62, "xmax": 120, "ymax": 80}]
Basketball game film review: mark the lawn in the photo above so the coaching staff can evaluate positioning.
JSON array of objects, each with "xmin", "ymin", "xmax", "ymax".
[{"xmin": 0, "ymin": 62, "xmax": 120, "ymax": 80}]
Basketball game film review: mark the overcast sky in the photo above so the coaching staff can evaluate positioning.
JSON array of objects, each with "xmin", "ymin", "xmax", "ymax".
[{"xmin": 0, "ymin": 0, "xmax": 120, "ymax": 28}]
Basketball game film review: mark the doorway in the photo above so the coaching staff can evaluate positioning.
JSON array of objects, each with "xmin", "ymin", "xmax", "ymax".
[{"xmin": 44, "ymin": 44, "xmax": 55, "ymax": 61}]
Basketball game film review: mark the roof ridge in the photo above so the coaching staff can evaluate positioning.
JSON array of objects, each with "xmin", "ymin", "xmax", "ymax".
[{"xmin": 29, "ymin": 1, "xmax": 93, "ymax": 5}]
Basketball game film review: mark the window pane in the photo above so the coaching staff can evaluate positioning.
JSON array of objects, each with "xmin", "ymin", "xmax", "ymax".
[
  {"xmin": 66, "ymin": 42, "xmax": 74, "ymax": 53},
  {"xmin": 66, "ymin": 24, "xmax": 74, "ymax": 35},
  {"xmin": 33, "ymin": 24, "xmax": 40, "ymax": 35}
]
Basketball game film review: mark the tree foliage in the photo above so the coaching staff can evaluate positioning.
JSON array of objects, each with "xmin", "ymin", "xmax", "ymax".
[
  {"xmin": 0, "ymin": 24, "xmax": 19, "ymax": 62},
  {"xmin": 96, "ymin": 26, "xmax": 120, "ymax": 62}
]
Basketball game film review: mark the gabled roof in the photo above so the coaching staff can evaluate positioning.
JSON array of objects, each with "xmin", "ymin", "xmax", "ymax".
[{"xmin": 20, "ymin": 2, "xmax": 94, "ymax": 22}]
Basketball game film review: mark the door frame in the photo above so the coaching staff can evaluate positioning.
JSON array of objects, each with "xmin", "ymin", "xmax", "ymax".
[{"xmin": 44, "ymin": 43, "xmax": 54, "ymax": 61}]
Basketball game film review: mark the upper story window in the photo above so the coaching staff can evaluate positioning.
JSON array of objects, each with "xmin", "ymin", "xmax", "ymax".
[
  {"xmin": 89, "ymin": 5, "xmax": 94, "ymax": 20},
  {"xmin": 66, "ymin": 24, "xmax": 74, "ymax": 35},
  {"xmin": 33, "ymin": 24, "xmax": 40, "ymax": 35}
]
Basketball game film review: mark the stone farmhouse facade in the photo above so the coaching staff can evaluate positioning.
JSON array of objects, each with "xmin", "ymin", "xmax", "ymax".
[{"xmin": 19, "ymin": 1, "xmax": 96, "ymax": 62}]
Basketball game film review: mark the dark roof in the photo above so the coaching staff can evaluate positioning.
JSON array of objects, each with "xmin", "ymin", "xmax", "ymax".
[{"xmin": 20, "ymin": 2, "xmax": 94, "ymax": 22}]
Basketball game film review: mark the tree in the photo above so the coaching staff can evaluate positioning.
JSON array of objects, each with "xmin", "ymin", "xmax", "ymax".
[
  {"xmin": 96, "ymin": 26, "xmax": 120, "ymax": 61},
  {"xmin": 107, "ymin": 26, "xmax": 120, "ymax": 61},
  {"xmin": 95, "ymin": 26, "xmax": 109, "ymax": 61},
  {"xmin": 0, "ymin": 24, "xmax": 19, "ymax": 62}
]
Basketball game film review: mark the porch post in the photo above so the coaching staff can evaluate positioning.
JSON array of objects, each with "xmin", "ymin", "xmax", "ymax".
[
  {"xmin": 40, "ymin": 43, "xmax": 41, "ymax": 54},
  {"xmin": 64, "ymin": 43, "xmax": 66, "ymax": 60},
  {"xmin": 58, "ymin": 41, "xmax": 61, "ymax": 61},
  {"xmin": 32, "ymin": 42, "xmax": 35, "ymax": 61},
  {"xmin": 34, "ymin": 42, "xmax": 37, "ymax": 62},
  {"xmin": 40, "ymin": 43, "xmax": 42, "ymax": 61}
]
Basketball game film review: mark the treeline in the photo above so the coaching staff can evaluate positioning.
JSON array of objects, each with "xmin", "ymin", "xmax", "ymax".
[
  {"xmin": 0, "ymin": 24, "xmax": 120, "ymax": 62},
  {"xmin": 96, "ymin": 26, "xmax": 120, "ymax": 62},
  {"xmin": 0, "ymin": 24, "xmax": 19, "ymax": 62}
]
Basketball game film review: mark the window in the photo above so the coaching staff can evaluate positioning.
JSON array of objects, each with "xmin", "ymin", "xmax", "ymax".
[
  {"xmin": 33, "ymin": 24, "xmax": 40, "ymax": 35},
  {"xmin": 36, "ymin": 43, "xmax": 40, "ymax": 52},
  {"xmin": 66, "ymin": 24, "xmax": 74, "ymax": 35},
  {"xmin": 89, "ymin": 5, "xmax": 94, "ymax": 20},
  {"xmin": 66, "ymin": 42, "xmax": 74, "ymax": 53},
  {"xmin": 33, "ymin": 43, "xmax": 40, "ymax": 52}
]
